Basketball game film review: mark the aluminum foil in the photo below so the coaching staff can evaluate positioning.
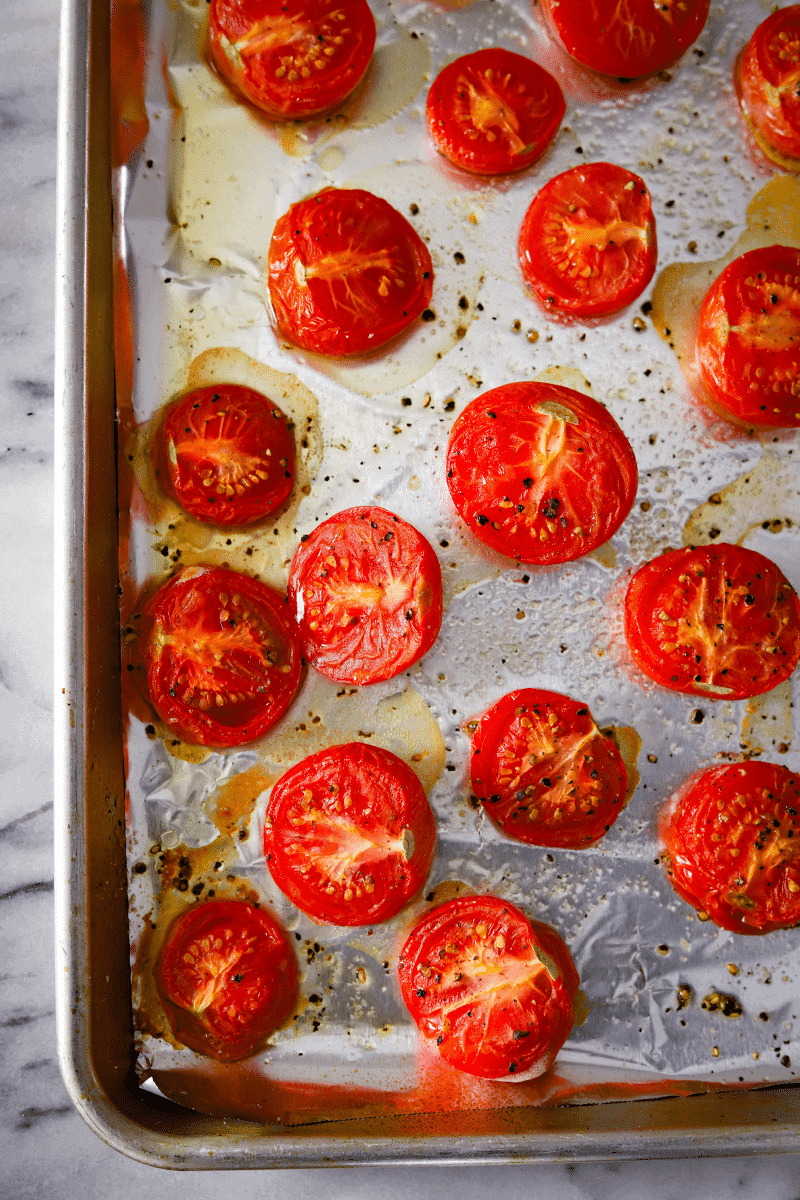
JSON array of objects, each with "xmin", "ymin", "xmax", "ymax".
[{"xmin": 118, "ymin": 0, "xmax": 800, "ymax": 1121}]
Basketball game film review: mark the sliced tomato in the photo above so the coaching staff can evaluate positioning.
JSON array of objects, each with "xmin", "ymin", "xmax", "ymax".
[
  {"xmin": 518, "ymin": 162, "xmax": 657, "ymax": 319},
  {"xmin": 156, "ymin": 384, "xmax": 295, "ymax": 526},
  {"xmin": 470, "ymin": 689, "xmax": 627, "ymax": 849},
  {"xmin": 445, "ymin": 382, "xmax": 637, "ymax": 565},
  {"xmin": 540, "ymin": 0, "xmax": 710, "ymax": 79},
  {"xmin": 140, "ymin": 565, "xmax": 302, "ymax": 747},
  {"xmin": 208, "ymin": 0, "xmax": 376, "ymax": 120},
  {"xmin": 399, "ymin": 895, "xmax": 578, "ymax": 1080},
  {"xmin": 624, "ymin": 543, "xmax": 800, "ymax": 701},
  {"xmin": 695, "ymin": 245, "xmax": 800, "ymax": 428},
  {"xmin": 737, "ymin": 6, "xmax": 800, "ymax": 163},
  {"xmin": 426, "ymin": 48, "xmax": 565, "ymax": 176},
  {"xmin": 660, "ymin": 762, "xmax": 800, "ymax": 934},
  {"xmin": 288, "ymin": 506, "xmax": 443, "ymax": 685},
  {"xmin": 267, "ymin": 188, "xmax": 434, "ymax": 357},
  {"xmin": 156, "ymin": 900, "xmax": 298, "ymax": 1061},
  {"xmin": 264, "ymin": 742, "xmax": 436, "ymax": 926}
]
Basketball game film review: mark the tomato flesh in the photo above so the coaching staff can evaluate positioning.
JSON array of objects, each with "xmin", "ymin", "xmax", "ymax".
[
  {"xmin": 470, "ymin": 690, "xmax": 627, "ymax": 849},
  {"xmin": 541, "ymin": 0, "xmax": 710, "ymax": 79},
  {"xmin": 661, "ymin": 762, "xmax": 800, "ymax": 934},
  {"xmin": 288, "ymin": 506, "xmax": 443, "ymax": 685},
  {"xmin": 267, "ymin": 188, "xmax": 434, "ymax": 357},
  {"xmin": 156, "ymin": 900, "xmax": 298, "ymax": 1060},
  {"xmin": 264, "ymin": 742, "xmax": 436, "ymax": 926},
  {"xmin": 696, "ymin": 245, "xmax": 800, "ymax": 428},
  {"xmin": 518, "ymin": 163, "xmax": 657, "ymax": 319},
  {"xmin": 208, "ymin": 0, "xmax": 376, "ymax": 119},
  {"xmin": 141, "ymin": 565, "xmax": 302, "ymax": 747},
  {"xmin": 157, "ymin": 384, "xmax": 295, "ymax": 526},
  {"xmin": 625, "ymin": 543, "xmax": 800, "ymax": 701},
  {"xmin": 446, "ymin": 382, "xmax": 637, "ymax": 565},
  {"xmin": 737, "ymin": 6, "xmax": 800, "ymax": 162},
  {"xmin": 426, "ymin": 47, "xmax": 565, "ymax": 176},
  {"xmin": 399, "ymin": 895, "xmax": 578, "ymax": 1079}
]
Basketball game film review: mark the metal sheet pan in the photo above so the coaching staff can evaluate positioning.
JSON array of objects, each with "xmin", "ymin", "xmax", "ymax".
[{"xmin": 55, "ymin": 0, "xmax": 800, "ymax": 1166}]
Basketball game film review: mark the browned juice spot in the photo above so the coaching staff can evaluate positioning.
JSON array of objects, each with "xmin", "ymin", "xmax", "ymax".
[
  {"xmin": 210, "ymin": 762, "xmax": 273, "ymax": 836},
  {"xmin": 602, "ymin": 725, "xmax": 642, "ymax": 808}
]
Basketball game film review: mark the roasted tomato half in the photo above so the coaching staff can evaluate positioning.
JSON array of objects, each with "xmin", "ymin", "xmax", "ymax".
[
  {"xmin": 426, "ymin": 47, "xmax": 565, "ymax": 176},
  {"xmin": 737, "ymin": 6, "xmax": 800, "ymax": 163},
  {"xmin": 445, "ymin": 381, "xmax": 637, "ymax": 565},
  {"xmin": 624, "ymin": 543, "xmax": 800, "ymax": 701},
  {"xmin": 660, "ymin": 762, "xmax": 800, "ymax": 934},
  {"xmin": 140, "ymin": 565, "xmax": 302, "ymax": 746},
  {"xmin": 156, "ymin": 900, "xmax": 298, "ymax": 1060},
  {"xmin": 399, "ymin": 895, "xmax": 578, "ymax": 1080},
  {"xmin": 288, "ymin": 506, "xmax": 443, "ymax": 685},
  {"xmin": 540, "ymin": 0, "xmax": 710, "ymax": 79},
  {"xmin": 695, "ymin": 244, "xmax": 800, "ymax": 428},
  {"xmin": 470, "ymin": 689, "xmax": 628, "ymax": 849},
  {"xmin": 267, "ymin": 188, "xmax": 434, "ymax": 357},
  {"xmin": 208, "ymin": 0, "xmax": 376, "ymax": 119},
  {"xmin": 156, "ymin": 384, "xmax": 295, "ymax": 526},
  {"xmin": 518, "ymin": 162, "xmax": 657, "ymax": 319},
  {"xmin": 264, "ymin": 742, "xmax": 436, "ymax": 926}
]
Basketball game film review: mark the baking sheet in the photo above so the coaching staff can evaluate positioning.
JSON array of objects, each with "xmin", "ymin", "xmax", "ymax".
[{"xmin": 116, "ymin": 0, "xmax": 800, "ymax": 1123}]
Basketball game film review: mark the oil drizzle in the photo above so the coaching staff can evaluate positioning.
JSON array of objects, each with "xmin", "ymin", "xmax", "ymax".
[
  {"xmin": 279, "ymin": 32, "xmax": 431, "ymax": 159},
  {"xmin": 683, "ymin": 450, "xmax": 800, "ymax": 550},
  {"xmin": 124, "ymin": 347, "xmax": 323, "ymax": 591}
]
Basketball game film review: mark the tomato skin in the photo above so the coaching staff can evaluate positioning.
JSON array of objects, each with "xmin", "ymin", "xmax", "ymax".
[
  {"xmin": 445, "ymin": 382, "xmax": 637, "ymax": 566},
  {"xmin": 156, "ymin": 900, "xmax": 298, "ymax": 1061},
  {"xmin": 208, "ymin": 0, "xmax": 376, "ymax": 120},
  {"xmin": 518, "ymin": 163, "xmax": 657, "ymax": 319},
  {"xmin": 540, "ymin": 0, "xmax": 710, "ymax": 79},
  {"xmin": 737, "ymin": 6, "xmax": 800, "ymax": 163},
  {"xmin": 695, "ymin": 245, "xmax": 800, "ymax": 428},
  {"xmin": 288, "ymin": 506, "xmax": 443, "ymax": 685},
  {"xmin": 264, "ymin": 742, "xmax": 436, "ymax": 926},
  {"xmin": 156, "ymin": 385, "xmax": 295, "ymax": 526},
  {"xmin": 267, "ymin": 188, "xmax": 434, "ymax": 357},
  {"xmin": 399, "ymin": 895, "xmax": 578, "ymax": 1080},
  {"xmin": 661, "ymin": 762, "xmax": 800, "ymax": 935},
  {"xmin": 624, "ymin": 543, "xmax": 800, "ymax": 702},
  {"xmin": 470, "ymin": 690, "xmax": 627, "ymax": 849},
  {"xmin": 140, "ymin": 566, "xmax": 302, "ymax": 747},
  {"xmin": 426, "ymin": 48, "xmax": 565, "ymax": 176}
]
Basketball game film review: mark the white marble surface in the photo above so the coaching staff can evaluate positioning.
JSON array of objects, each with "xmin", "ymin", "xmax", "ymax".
[{"xmin": 2, "ymin": 0, "xmax": 800, "ymax": 1191}]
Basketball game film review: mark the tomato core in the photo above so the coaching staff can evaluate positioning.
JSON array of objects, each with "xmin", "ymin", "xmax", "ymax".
[
  {"xmin": 625, "ymin": 543, "xmax": 800, "ymax": 700},
  {"xmin": 288, "ymin": 506, "xmax": 443, "ymax": 684},
  {"xmin": 399, "ymin": 895, "xmax": 578, "ymax": 1079},
  {"xmin": 661, "ymin": 762, "xmax": 800, "ymax": 934},
  {"xmin": 264, "ymin": 742, "xmax": 436, "ymax": 925},
  {"xmin": 541, "ymin": 0, "xmax": 710, "ymax": 79},
  {"xmin": 426, "ymin": 48, "xmax": 565, "ymax": 175},
  {"xmin": 140, "ymin": 566, "xmax": 302, "ymax": 746},
  {"xmin": 156, "ymin": 900, "xmax": 298, "ymax": 1060},
  {"xmin": 695, "ymin": 245, "xmax": 800, "ymax": 427},
  {"xmin": 446, "ymin": 381, "xmax": 637, "ymax": 565},
  {"xmin": 157, "ymin": 384, "xmax": 295, "ymax": 525},
  {"xmin": 737, "ymin": 6, "xmax": 800, "ymax": 163},
  {"xmin": 267, "ymin": 189, "xmax": 434, "ymax": 356},
  {"xmin": 208, "ymin": 0, "xmax": 376, "ymax": 119},
  {"xmin": 518, "ymin": 163, "xmax": 657, "ymax": 319},
  {"xmin": 470, "ymin": 690, "xmax": 628, "ymax": 848}
]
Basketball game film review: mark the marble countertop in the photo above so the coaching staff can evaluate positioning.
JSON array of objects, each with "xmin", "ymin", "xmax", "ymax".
[{"xmin": 4, "ymin": 0, "xmax": 799, "ymax": 1191}]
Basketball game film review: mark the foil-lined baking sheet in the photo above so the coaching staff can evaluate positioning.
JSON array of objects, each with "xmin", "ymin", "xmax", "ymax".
[{"xmin": 116, "ymin": 0, "xmax": 800, "ymax": 1123}]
